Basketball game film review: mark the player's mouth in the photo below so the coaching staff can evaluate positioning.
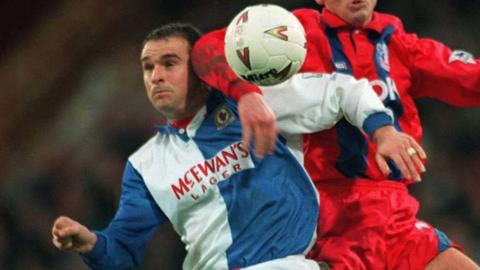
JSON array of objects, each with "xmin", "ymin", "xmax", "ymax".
[
  {"xmin": 349, "ymin": 0, "xmax": 368, "ymax": 10},
  {"xmin": 151, "ymin": 88, "xmax": 171, "ymax": 99}
]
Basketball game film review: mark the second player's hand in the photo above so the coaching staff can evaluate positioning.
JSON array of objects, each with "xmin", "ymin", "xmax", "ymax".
[
  {"xmin": 51, "ymin": 216, "xmax": 97, "ymax": 253},
  {"xmin": 237, "ymin": 92, "xmax": 278, "ymax": 158},
  {"xmin": 373, "ymin": 126, "xmax": 427, "ymax": 182}
]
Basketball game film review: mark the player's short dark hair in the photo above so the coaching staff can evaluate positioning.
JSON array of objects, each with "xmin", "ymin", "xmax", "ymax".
[{"xmin": 142, "ymin": 23, "xmax": 202, "ymax": 50}]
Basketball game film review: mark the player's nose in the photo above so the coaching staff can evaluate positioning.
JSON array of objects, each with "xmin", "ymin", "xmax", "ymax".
[{"xmin": 151, "ymin": 65, "xmax": 165, "ymax": 83}]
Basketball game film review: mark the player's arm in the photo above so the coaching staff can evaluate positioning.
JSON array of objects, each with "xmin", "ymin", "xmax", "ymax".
[
  {"xmin": 330, "ymin": 74, "xmax": 427, "ymax": 182},
  {"xmin": 52, "ymin": 216, "xmax": 97, "ymax": 253},
  {"xmin": 192, "ymin": 28, "xmax": 277, "ymax": 158},
  {"xmin": 52, "ymin": 161, "xmax": 166, "ymax": 269},
  {"xmin": 261, "ymin": 72, "xmax": 426, "ymax": 181},
  {"xmin": 399, "ymin": 32, "xmax": 480, "ymax": 106},
  {"xmin": 260, "ymin": 72, "xmax": 392, "ymax": 135},
  {"xmin": 192, "ymin": 28, "xmax": 261, "ymax": 101}
]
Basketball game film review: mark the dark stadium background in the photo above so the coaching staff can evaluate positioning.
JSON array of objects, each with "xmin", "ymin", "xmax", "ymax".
[{"xmin": 0, "ymin": 0, "xmax": 478, "ymax": 269}]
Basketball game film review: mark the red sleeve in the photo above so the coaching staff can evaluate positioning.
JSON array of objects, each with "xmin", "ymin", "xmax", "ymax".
[
  {"xmin": 191, "ymin": 28, "xmax": 261, "ymax": 102},
  {"xmin": 398, "ymin": 32, "xmax": 480, "ymax": 107}
]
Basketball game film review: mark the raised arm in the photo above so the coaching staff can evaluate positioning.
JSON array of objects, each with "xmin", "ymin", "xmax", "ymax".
[{"xmin": 192, "ymin": 28, "xmax": 277, "ymax": 158}]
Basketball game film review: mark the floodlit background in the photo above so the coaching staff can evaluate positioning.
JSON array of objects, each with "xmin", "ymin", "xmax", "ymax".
[{"xmin": 0, "ymin": 0, "xmax": 478, "ymax": 269}]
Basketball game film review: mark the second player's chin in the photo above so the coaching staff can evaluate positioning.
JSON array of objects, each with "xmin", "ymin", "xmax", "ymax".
[{"xmin": 351, "ymin": 13, "xmax": 370, "ymax": 26}]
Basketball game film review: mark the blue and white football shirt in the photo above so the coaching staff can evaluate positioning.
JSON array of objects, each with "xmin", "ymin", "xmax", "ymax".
[{"xmin": 82, "ymin": 90, "xmax": 318, "ymax": 270}]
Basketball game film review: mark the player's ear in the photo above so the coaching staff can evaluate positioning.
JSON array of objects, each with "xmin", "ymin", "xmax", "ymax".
[{"xmin": 315, "ymin": 0, "xmax": 325, "ymax": 5}]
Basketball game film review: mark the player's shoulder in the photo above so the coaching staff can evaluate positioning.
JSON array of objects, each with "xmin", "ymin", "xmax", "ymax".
[
  {"xmin": 292, "ymin": 7, "xmax": 320, "ymax": 17},
  {"xmin": 292, "ymin": 8, "xmax": 321, "ymax": 26},
  {"xmin": 128, "ymin": 134, "xmax": 158, "ymax": 168}
]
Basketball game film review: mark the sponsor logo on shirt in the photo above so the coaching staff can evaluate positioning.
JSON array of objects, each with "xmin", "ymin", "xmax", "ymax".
[
  {"xmin": 370, "ymin": 76, "xmax": 400, "ymax": 102},
  {"xmin": 448, "ymin": 50, "xmax": 476, "ymax": 64},
  {"xmin": 171, "ymin": 142, "xmax": 254, "ymax": 200}
]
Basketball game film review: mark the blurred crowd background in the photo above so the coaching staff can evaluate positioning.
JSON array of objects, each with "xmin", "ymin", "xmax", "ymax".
[{"xmin": 0, "ymin": 0, "xmax": 478, "ymax": 269}]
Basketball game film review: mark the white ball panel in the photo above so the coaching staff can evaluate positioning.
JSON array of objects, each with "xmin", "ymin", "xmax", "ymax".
[{"xmin": 225, "ymin": 4, "xmax": 307, "ymax": 86}]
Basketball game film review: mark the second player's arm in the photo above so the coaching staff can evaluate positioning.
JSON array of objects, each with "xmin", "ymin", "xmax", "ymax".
[
  {"xmin": 399, "ymin": 30, "xmax": 480, "ymax": 106},
  {"xmin": 261, "ymin": 72, "xmax": 426, "ymax": 181},
  {"xmin": 192, "ymin": 28, "xmax": 277, "ymax": 158}
]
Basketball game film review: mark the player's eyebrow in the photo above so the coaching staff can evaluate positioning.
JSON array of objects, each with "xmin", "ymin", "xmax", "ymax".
[
  {"xmin": 161, "ymin": 54, "xmax": 181, "ymax": 61},
  {"xmin": 140, "ymin": 53, "xmax": 181, "ymax": 63}
]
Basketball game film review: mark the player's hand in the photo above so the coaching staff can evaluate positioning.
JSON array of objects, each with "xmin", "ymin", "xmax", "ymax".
[
  {"xmin": 373, "ymin": 126, "xmax": 427, "ymax": 182},
  {"xmin": 51, "ymin": 216, "xmax": 97, "ymax": 253},
  {"xmin": 237, "ymin": 92, "xmax": 278, "ymax": 158}
]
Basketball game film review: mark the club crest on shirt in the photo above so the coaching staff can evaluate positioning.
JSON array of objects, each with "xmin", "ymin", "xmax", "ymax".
[
  {"xmin": 376, "ymin": 42, "xmax": 390, "ymax": 72},
  {"xmin": 448, "ymin": 50, "xmax": 476, "ymax": 64},
  {"xmin": 334, "ymin": 61, "xmax": 348, "ymax": 71},
  {"xmin": 214, "ymin": 105, "xmax": 235, "ymax": 130}
]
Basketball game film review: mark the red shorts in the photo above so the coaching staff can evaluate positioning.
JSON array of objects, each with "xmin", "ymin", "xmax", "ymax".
[{"xmin": 307, "ymin": 179, "xmax": 460, "ymax": 270}]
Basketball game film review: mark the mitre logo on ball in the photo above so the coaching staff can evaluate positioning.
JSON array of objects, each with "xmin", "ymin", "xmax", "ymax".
[{"xmin": 224, "ymin": 4, "xmax": 307, "ymax": 86}]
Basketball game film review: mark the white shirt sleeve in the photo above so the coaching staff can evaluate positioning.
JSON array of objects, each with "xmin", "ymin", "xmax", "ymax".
[{"xmin": 261, "ymin": 72, "xmax": 393, "ymax": 136}]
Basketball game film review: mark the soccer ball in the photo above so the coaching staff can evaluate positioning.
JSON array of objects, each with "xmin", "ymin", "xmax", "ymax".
[{"xmin": 224, "ymin": 4, "xmax": 307, "ymax": 86}]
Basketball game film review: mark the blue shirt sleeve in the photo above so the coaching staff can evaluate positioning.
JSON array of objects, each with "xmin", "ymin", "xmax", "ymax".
[
  {"xmin": 362, "ymin": 111, "xmax": 393, "ymax": 137},
  {"xmin": 81, "ymin": 161, "xmax": 167, "ymax": 270}
]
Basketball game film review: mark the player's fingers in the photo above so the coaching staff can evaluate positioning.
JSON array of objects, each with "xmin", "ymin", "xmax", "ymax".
[
  {"xmin": 52, "ymin": 235, "xmax": 63, "ymax": 249},
  {"xmin": 52, "ymin": 225, "xmax": 58, "ymax": 237},
  {"xmin": 63, "ymin": 238, "xmax": 73, "ymax": 249},
  {"xmin": 405, "ymin": 139, "xmax": 426, "ymax": 178},
  {"xmin": 54, "ymin": 216, "xmax": 74, "ymax": 229},
  {"xmin": 58, "ymin": 225, "xmax": 80, "ymax": 238},
  {"xmin": 253, "ymin": 124, "xmax": 266, "ymax": 158},
  {"xmin": 391, "ymin": 154, "xmax": 411, "ymax": 180},
  {"xmin": 52, "ymin": 234, "xmax": 73, "ymax": 250},
  {"xmin": 52, "ymin": 228, "xmax": 62, "ymax": 241},
  {"xmin": 52, "ymin": 216, "xmax": 69, "ymax": 237},
  {"xmin": 261, "ymin": 122, "xmax": 276, "ymax": 156},
  {"xmin": 401, "ymin": 150, "xmax": 421, "ymax": 182},
  {"xmin": 241, "ymin": 124, "xmax": 252, "ymax": 149},
  {"xmin": 409, "ymin": 139, "xmax": 427, "ymax": 161},
  {"xmin": 375, "ymin": 154, "xmax": 391, "ymax": 176},
  {"xmin": 266, "ymin": 130, "xmax": 276, "ymax": 155},
  {"xmin": 410, "ymin": 153, "xmax": 425, "ymax": 175},
  {"xmin": 255, "ymin": 116, "xmax": 275, "ymax": 158}
]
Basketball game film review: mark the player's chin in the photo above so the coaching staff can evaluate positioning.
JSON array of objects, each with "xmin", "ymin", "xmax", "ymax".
[
  {"xmin": 150, "ymin": 95, "xmax": 171, "ymax": 106},
  {"xmin": 154, "ymin": 102, "xmax": 177, "ymax": 116}
]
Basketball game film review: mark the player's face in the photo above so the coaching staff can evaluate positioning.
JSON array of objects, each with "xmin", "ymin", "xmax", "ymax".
[
  {"xmin": 316, "ymin": 0, "xmax": 377, "ymax": 27},
  {"xmin": 141, "ymin": 36, "xmax": 203, "ymax": 120}
]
